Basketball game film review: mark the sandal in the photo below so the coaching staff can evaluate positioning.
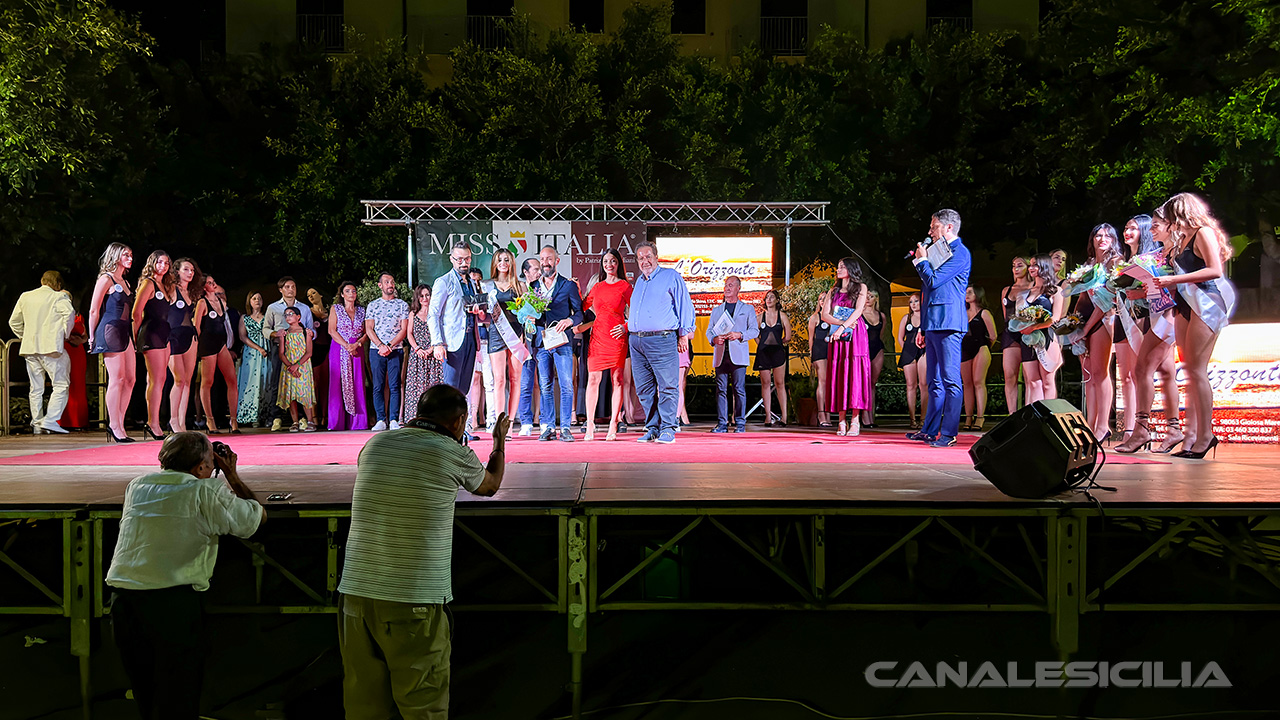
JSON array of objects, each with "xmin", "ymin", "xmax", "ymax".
[
  {"xmin": 1114, "ymin": 412, "xmax": 1151, "ymax": 454},
  {"xmin": 973, "ymin": 416, "xmax": 984, "ymax": 430},
  {"xmin": 837, "ymin": 420, "xmax": 848, "ymax": 437},
  {"xmin": 585, "ymin": 422, "xmax": 596, "ymax": 441},
  {"xmin": 289, "ymin": 421, "xmax": 301, "ymax": 433},
  {"xmin": 818, "ymin": 421, "xmax": 835, "ymax": 428}
]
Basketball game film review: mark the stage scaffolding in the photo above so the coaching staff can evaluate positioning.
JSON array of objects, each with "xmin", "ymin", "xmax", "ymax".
[
  {"xmin": 359, "ymin": 200, "xmax": 830, "ymax": 289},
  {"xmin": 4, "ymin": 503, "xmax": 1280, "ymax": 719}
]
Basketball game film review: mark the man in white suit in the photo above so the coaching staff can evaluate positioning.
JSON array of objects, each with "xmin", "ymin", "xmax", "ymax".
[
  {"xmin": 429, "ymin": 240, "xmax": 482, "ymax": 398},
  {"xmin": 705, "ymin": 276, "xmax": 758, "ymax": 433},
  {"xmin": 9, "ymin": 271, "xmax": 76, "ymax": 434}
]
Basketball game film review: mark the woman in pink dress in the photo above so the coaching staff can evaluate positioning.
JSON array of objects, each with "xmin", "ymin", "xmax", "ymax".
[
  {"xmin": 822, "ymin": 257, "xmax": 872, "ymax": 436},
  {"xmin": 326, "ymin": 281, "xmax": 369, "ymax": 430}
]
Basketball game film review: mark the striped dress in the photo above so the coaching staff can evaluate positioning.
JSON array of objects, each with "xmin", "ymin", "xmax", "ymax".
[{"xmin": 337, "ymin": 428, "xmax": 486, "ymax": 604}]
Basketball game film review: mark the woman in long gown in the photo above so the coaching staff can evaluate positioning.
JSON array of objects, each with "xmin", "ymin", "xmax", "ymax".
[
  {"xmin": 237, "ymin": 292, "xmax": 270, "ymax": 427},
  {"xmin": 822, "ymin": 257, "xmax": 872, "ymax": 437},
  {"xmin": 327, "ymin": 281, "xmax": 370, "ymax": 431},
  {"xmin": 402, "ymin": 284, "xmax": 445, "ymax": 425},
  {"xmin": 581, "ymin": 249, "xmax": 633, "ymax": 441},
  {"xmin": 58, "ymin": 303, "xmax": 89, "ymax": 430}
]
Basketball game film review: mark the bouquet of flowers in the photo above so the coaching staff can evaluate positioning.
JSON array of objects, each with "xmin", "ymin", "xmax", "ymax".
[
  {"xmin": 1007, "ymin": 305, "xmax": 1053, "ymax": 348},
  {"xmin": 1063, "ymin": 263, "xmax": 1106, "ymax": 295},
  {"xmin": 1052, "ymin": 312, "xmax": 1088, "ymax": 355},
  {"xmin": 507, "ymin": 292, "xmax": 549, "ymax": 336}
]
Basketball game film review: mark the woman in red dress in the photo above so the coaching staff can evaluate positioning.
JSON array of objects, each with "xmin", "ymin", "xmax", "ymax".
[
  {"xmin": 581, "ymin": 248, "xmax": 633, "ymax": 441},
  {"xmin": 58, "ymin": 301, "xmax": 89, "ymax": 429}
]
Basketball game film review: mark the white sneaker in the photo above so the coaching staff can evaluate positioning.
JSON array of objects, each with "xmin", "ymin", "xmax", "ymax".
[
  {"xmin": 390, "ymin": 420, "xmax": 401, "ymax": 430},
  {"xmin": 371, "ymin": 420, "xmax": 388, "ymax": 432},
  {"xmin": 518, "ymin": 425, "xmax": 532, "ymax": 437}
]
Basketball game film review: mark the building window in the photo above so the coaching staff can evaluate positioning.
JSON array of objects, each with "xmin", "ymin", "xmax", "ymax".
[
  {"xmin": 296, "ymin": 0, "xmax": 344, "ymax": 52},
  {"xmin": 570, "ymin": 0, "xmax": 605, "ymax": 33},
  {"xmin": 926, "ymin": 0, "xmax": 974, "ymax": 31},
  {"xmin": 467, "ymin": 0, "xmax": 514, "ymax": 49},
  {"xmin": 760, "ymin": 0, "xmax": 807, "ymax": 56},
  {"xmin": 671, "ymin": 0, "xmax": 706, "ymax": 35}
]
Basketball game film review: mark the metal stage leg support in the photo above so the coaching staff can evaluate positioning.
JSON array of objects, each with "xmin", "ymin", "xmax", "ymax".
[
  {"xmin": 566, "ymin": 516, "xmax": 589, "ymax": 719},
  {"xmin": 1048, "ymin": 515, "xmax": 1083, "ymax": 657},
  {"xmin": 811, "ymin": 516, "xmax": 826, "ymax": 601},
  {"xmin": 70, "ymin": 520, "xmax": 93, "ymax": 720}
]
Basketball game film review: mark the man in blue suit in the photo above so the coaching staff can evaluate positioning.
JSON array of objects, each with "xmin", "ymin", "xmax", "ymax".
[
  {"xmin": 908, "ymin": 209, "xmax": 971, "ymax": 448},
  {"xmin": 529, "ymin": 246, "xmax": 583, "ymax": 442}
]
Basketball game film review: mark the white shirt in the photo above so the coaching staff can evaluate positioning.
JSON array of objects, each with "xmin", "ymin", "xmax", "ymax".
[
  {"xmin": 106, "ymin": 470, "xmax": 263, "ymax": 592},
  {"xmin": 9, "ymin": 285, "xmax": 75, "ymax": 356}
]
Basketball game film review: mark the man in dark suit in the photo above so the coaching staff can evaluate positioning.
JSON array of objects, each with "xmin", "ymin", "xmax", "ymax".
[
  {"xmin": 530, "ymin": 245, "xmax": 583, "ymax": 442},
  {"xmin": 908, "ymin": 208, "xmax": 972, "ymax": 448}
]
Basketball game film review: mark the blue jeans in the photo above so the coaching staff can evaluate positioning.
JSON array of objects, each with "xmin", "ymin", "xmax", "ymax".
[
  {"xmin": 442, "ymin": 329, "xmax": 477, "ymax": 397},
  {"xmin": 922, "ymin": 330, "xmax": 964, "ymax": 439},
  {"xmin": 715, "ymin": 360, "xmax": 746, "ymax": 428},
  {"xmin": 536, "ymin": 343, "xmax": 575, "ymax": 430},
  {"xmin": 369, "ymin": 348, "xmax": 404, "ymax": 424},
  {"xmin": 518, "ymin": 354, "xmax": 537, "ymax": 425},
  {"xmin": 628, "ymin": 332, "xmax": 679, "ymax": 434}
]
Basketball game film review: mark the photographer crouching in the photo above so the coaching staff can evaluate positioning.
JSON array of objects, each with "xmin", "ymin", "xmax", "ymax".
[{"xmin": 105, "ymin": 432, "xmax": 266, "ymax": 719}]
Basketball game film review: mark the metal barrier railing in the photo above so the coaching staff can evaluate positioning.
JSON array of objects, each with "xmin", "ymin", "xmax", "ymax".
[{"xmin": 2, "ymin": 338, "xmax": 108, "ymax": 436}]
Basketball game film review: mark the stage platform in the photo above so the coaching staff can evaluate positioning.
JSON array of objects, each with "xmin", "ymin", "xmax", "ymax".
[{"xmin": 3, "ymin": 427, "xmax": 1280, "ymax": 719}]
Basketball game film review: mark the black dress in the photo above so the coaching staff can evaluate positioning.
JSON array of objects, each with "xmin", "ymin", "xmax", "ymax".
[
  {"xmin": 90, "ymin": 280, "xmax": 133, "ymax": 354},
  {"xmin": 961, "ymin": 312, "xmax": 992, "ymax": 362},
  {"xmin": 865, "ymin": 312, "xmax": 885, "ymax": 359},
  {"xmin": 488, "ymin": 285, "xmax": 522, "ymax": 354},
  {"xmin": 137, "ymin": 283, "xmax": 172, "ymax": 352},
  {"xmin": 754, "ymin": 310, "xmax": 787, "ymax": 371},
  {"xmin": 196, "ymin": 297, "xmax": 230, "ymax": 358},
  {"xmin": 168, "ymin": 289, "xmax": 197, "ymax": 354},
  {"xmin": 1018, "ymin": 294, "xmax": 1054, "ymax": 363},
  {"xmin": 999, "ymin": 288, "xmax": 1020, "ymax": 350},
  {"xmin": 897, "ymin": 317, "xmax": 923, "ymax": 368},
  {"xmin": 810, "ymin": 321, "xmax": 830, "ymax": 362}
]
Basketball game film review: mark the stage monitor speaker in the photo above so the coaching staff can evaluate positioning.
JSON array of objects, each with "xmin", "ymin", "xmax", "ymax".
[{"xmin": 968, "ymin": 399, "xmax": 1099, "ymax": 498}]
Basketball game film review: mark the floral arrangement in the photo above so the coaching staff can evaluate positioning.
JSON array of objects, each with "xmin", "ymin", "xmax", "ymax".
[
  {"xmin": 507, "ymin": 292, "xmax": 549, "ymax": 335},
  {"xmin": 1007, "ymin": 305, "xmax": 1053, "ymax": 348},
  {"xmin": 1052, "ymin": 312, "xmax": 1088, "ymax": 355},
  {"xmin": 1063, "ymin": 263, "xmax": 1106, "ymax": 295}
]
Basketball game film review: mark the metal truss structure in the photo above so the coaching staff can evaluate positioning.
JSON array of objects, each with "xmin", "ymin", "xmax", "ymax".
[
  {"xmin": 4, "ymin": 504, "xmax": 1279, "ymax": 719},
  {"xmin": 360, "ymin": 200, "xmax": 830, "ymax": 227}
]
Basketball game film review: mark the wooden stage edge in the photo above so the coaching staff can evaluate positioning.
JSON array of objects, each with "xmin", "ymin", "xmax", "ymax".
[{"xmin": 3, "ymin": 431, "xmax": 1280, "ymax": 511}]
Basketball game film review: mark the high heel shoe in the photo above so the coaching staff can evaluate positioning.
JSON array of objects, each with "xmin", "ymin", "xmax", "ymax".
[
  {"xmin": 585, "ymin": 422, "xmax": 596, "ymax": 441},
  {"xmin": 836, "ymin": 420, "xmax": 848, "ymax": 437},
  {"xmin": 142, "ymin": 425, "xmax": 165, "ymax": 441},
  {"xmin": 1174, "ymin": 435, "xmax": 1219, "ymax": 459},
  {"xmin": 605, "ymin": 422, "xmax": 617, "ymax": 442},
  {"xmin": 107, "ymin": 429, "xmax": 135, "ymax": 444},
  {"xmin": 1097, "ymin": 430, "xmax": 1113, "ymax": 445},
  {"xmin": 1153, "ymin": 420, "xmax": 1184, "ymax": 454},
  {"xmin": 1114, "ymin": 413, "xmax": 1151, "ymax": 454}
]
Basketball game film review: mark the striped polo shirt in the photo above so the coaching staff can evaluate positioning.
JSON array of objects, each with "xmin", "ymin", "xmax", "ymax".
[{"xmin": 338, "ymin": 427, "xmax": 485, "ymax": 604}]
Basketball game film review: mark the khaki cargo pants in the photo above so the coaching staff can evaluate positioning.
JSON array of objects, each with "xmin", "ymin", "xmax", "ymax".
[{"xmin": 338, "ymin": 593, "xmax": 452, "ymax": 719}]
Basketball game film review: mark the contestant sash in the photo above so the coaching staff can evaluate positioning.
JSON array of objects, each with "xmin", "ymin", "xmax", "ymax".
[
  {"xmin": 493, "ymin": 308, "xmax": 530, "ymax": 364},
  {"xmin": 1172, "ymin": 260, "xmax": 1237, "ymax": 334}
]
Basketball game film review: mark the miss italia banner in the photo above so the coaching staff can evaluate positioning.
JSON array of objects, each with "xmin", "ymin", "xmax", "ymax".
[{"xmin": 414, "ymin": 221, "xmax": 643, "ymax": 290}]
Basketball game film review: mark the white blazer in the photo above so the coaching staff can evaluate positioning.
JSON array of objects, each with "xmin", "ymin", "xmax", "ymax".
[
  {"xmin": 428, "ymin": 270, "xmax": 474, "ymax": 352},
  {"xmin": 704, "ymin": 300, "xmax": 760, "ymax": 367},
  {"xmin": 9, "ymin": 285, "xmax": 75, "ymax": 356}
]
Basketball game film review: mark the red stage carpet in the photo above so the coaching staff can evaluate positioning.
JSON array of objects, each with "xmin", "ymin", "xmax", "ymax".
[{"xmin": 0, "ymin": 428, "xmax": 1164, "ymax": 467}]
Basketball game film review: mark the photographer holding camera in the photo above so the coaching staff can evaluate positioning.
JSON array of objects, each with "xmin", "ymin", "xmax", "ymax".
[
  {"xmin": 339, "ymin": 384, "xmax": 509, "ymax": 718},
  {"xmin": 106, "ymin": 432, "xmax": 265, "ymax": 719}
]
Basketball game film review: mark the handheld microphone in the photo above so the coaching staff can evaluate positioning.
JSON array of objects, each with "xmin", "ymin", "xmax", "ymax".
[{"xmin": 904, "ymin": 237, "xmax": 932, "ymax": 260}]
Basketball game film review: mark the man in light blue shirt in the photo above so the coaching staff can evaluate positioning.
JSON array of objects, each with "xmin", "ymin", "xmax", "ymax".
[{"xmin": 626, "ymin": 240, "xmax": 695, "ymax": 444}]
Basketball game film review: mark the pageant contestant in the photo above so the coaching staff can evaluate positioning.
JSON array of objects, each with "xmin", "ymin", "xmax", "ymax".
[
  {"xmin": 822, "ymin": 258, "xmax": 872, "ymax": 437},
  {"xmin": 133, "ymin": 251, "xmax": 173, "ymax": 439},
  {"xmin": 1149, "ymin": 193, "xmax": 1236, "ymax": 459},
  {"xmin": 960, "ymin": 286, "xmax": 996, "ymax": 430},
  {"xmin": 1014, "ymin": 254, "xmax": 1063, "ymax": 405},
  {"xmin": 167, "ymin": 259, "xmax": 202, "ymax": 433},
  {"xmin": 194, "ymin": 274, "xmax": 240, "ymax": 434},
  {"xmin": 998, "ymin": 257, "xmax": 1031, "ymax": 415},
  {"xmin": 89, "ymin": 243, "xmax": 137, "ymax": 442}
]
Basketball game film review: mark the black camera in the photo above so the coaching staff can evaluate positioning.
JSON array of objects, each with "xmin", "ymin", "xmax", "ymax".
[{"xmin": 212, "ymin": 441, "xmax": 232, "ymax": 458}]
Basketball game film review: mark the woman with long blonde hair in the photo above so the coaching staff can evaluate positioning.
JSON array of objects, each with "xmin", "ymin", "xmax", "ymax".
[
  {"xmin": 1017, "ymin": 254, "xmax": 1065, "ymax": 404},
  {"xmin": 1150, "ymin": 193, "xmax": 1236, "ymax": 459},
  {"xmin": 486, "ymin": 248, "xmax": 527, "ymax": 433},
  {"xmin": 88, "ymin": 242, "xmax": 137, "ymax": 442},
  {"xmin": 1074, "ymin": 224, "xmax": 1125, "ymax": 440},
  {"xmin": 998, "ymin": 257, "xmax": 1032, "ymax": 414},
  {"xmin": 131, "ymin": 250, "xmax": 173, "ymax": 439}
]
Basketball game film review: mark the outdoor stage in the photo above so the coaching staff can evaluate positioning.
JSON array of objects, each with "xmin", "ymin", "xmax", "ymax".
[{"xmin": 3, "ymin": 427, "xmax": 1280, "ymax": 718}]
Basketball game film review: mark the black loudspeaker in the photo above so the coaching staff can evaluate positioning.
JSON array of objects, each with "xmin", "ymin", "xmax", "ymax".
[{"xmin": 968, "ymin": 399, "xmax": 1099, "ymax": 498}]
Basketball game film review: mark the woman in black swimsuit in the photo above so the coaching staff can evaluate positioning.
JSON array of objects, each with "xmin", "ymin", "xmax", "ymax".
[
  {"xmin": 755, "ymin": 289, "xmax": 792, "ymax": 427},
  {"xmin": 1115, "ymin": 215, "xmax": 1184, "ymax": 455},
  {"xmin": 895, "ymin": 293, "xmax": 926, "ymax": 428},
  {"xmin": 166, "ymin": 258, "xmax": 202, "ymax": 432},
  {"xmin": 1018, "ymin": 254, "xmax": 1064, "ymax": 404},
  {"xmin": 131, "ymin": 251, "xmax": 172, "ymax": 440},
  {"xmin": 999, "ymin": 257, "xmax": 1032, "ymax": 415},
  {"xmin": 1149, "ymin": 193, "xmax": 1236, "ymax": 459},
  {"xmin": 195, "ymin": 274, "xmax": 241, "ymax": 434},
  {"xmin": 960, "ymin": 286, "xmax": 997, "ymax": 430},
  {"xmin": 860, "ymin": 290, "xmax": 885, "ymax": 428},
  {"xmin": 88, "ymin": 243, "xmax": 137, "ymax": 443},
  {"xmin": 1075, "ymin": 223, "xmax": 1124, "ymax": 440}
]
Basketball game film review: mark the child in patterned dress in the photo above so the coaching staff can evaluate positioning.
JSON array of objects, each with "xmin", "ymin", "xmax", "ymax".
[{"xmin": 277, "ymin": 306, "xmax": 317, "ymax": 431}]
